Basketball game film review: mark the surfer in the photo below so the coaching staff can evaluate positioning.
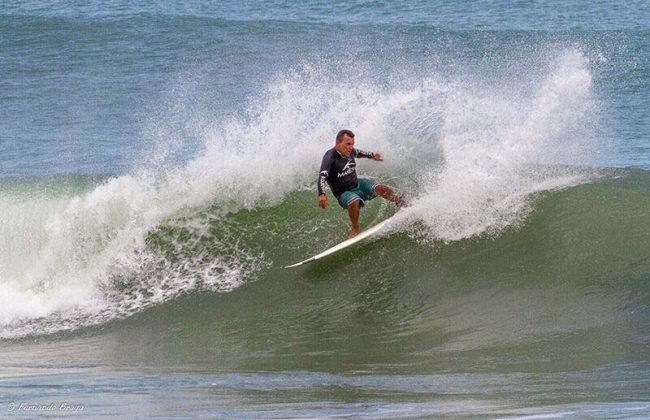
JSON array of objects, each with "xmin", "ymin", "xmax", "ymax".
[{"xmin": 318, "ymin": 129, "xmax": 406, "ymax": 239}]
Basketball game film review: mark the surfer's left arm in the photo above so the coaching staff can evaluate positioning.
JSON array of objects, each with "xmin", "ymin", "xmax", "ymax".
[{"xmin": 355, "ymin": 149, "xmax": 384, "ymax": 161}]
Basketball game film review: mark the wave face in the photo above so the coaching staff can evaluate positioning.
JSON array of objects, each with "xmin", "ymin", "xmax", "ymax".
[
  {"xmin": 2, "ymin": 169, "xmax": 648, "ymax": 376},
  {"xmin": 0, "ymin": 44, "xmax": 643, "ymax": 340}
]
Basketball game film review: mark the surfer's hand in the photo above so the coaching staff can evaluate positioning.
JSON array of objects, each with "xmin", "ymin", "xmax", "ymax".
[
  {"xmin": 372, "ymin": 152, "xmax": 384, "ymax": 161},
  {"xmin": 318, "ymin": 194, "xmax": 329, "ymax": 209}
]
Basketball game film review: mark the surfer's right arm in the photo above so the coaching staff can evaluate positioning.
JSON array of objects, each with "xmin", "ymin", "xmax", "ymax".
[{"xmin": 318, "ymin": 153, "xmax": 331, "ymax": 209}]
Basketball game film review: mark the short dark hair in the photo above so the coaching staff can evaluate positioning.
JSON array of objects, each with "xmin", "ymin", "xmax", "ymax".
[{"xmin": 336, "ymin": 129, "xmax": 355, "ymax": 142}]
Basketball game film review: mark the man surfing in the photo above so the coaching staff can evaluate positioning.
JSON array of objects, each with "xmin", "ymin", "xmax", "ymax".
[{"xmin": 318, "ymin": 129, "xmax": 406, "ymax": 239}]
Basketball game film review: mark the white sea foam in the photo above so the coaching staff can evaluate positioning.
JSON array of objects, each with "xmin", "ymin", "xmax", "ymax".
[{"xmin": 0, "ymin": 174, "xmax": 261, "ymax": 338}]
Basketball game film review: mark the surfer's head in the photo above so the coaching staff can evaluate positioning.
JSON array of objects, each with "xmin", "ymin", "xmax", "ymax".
[{"xmin": 335, "ymin": 129, "xmax": 355, "ymax": 156}]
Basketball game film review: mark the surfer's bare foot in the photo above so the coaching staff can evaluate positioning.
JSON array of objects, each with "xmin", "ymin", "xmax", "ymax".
[{"xmin": 348, "ymin": 229, "xmax": 360, "ymax": 239}]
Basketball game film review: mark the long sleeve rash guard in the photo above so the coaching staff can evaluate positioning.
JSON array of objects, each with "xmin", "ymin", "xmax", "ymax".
[{"xmin": 318, "ymin": 148, "xmax": 374, "ymax": 197}]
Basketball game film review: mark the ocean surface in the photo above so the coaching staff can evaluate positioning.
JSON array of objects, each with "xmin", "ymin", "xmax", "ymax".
[{"xmin": 1, "ymin": 1, "xmax": 649, "ymax": 417}]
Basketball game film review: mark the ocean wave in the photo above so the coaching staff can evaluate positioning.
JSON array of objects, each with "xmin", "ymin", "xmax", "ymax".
[{"xmin": 0, "ymin": 49, "xmax": 619, "ymax": 338}]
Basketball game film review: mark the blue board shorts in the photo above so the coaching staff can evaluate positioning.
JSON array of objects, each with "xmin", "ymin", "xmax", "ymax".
[{"xmin": 337, "ymin": 178, "xmax": 380, "ymax": 209}]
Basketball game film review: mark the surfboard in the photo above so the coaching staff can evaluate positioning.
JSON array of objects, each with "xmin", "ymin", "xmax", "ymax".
[{"xmin": 284, "ymin": 216, "xmax": 393, "ymax": 268}]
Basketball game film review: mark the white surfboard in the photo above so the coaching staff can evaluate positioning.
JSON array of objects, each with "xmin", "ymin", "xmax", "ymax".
[{"xmin": 284, "ymin": 216, "xmax": 393, "ymax": 268}]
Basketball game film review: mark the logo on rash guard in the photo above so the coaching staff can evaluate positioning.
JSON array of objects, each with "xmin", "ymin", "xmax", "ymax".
[
  {"xmin": 319, "ymin": 171, "xmax": 329, "ymax": 190},
  {"xmin": 337, "ymin": 161, "xmax": 355, "ymax": 178}
]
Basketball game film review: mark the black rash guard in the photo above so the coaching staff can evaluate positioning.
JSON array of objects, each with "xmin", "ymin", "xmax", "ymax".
[{"xmin": 318, "ymin": 147, "xmax": 375, "ymax": 197}]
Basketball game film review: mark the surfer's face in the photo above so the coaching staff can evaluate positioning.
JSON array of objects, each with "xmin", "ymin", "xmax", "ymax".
[{"xmin": 336, "ymin": 134, "xmax": 355, "ymax": 157}]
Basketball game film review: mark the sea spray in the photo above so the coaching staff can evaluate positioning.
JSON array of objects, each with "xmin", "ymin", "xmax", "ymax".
[{"xmin": 400, "ymin": 50, "xmax": 598, "ymax": 241}]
